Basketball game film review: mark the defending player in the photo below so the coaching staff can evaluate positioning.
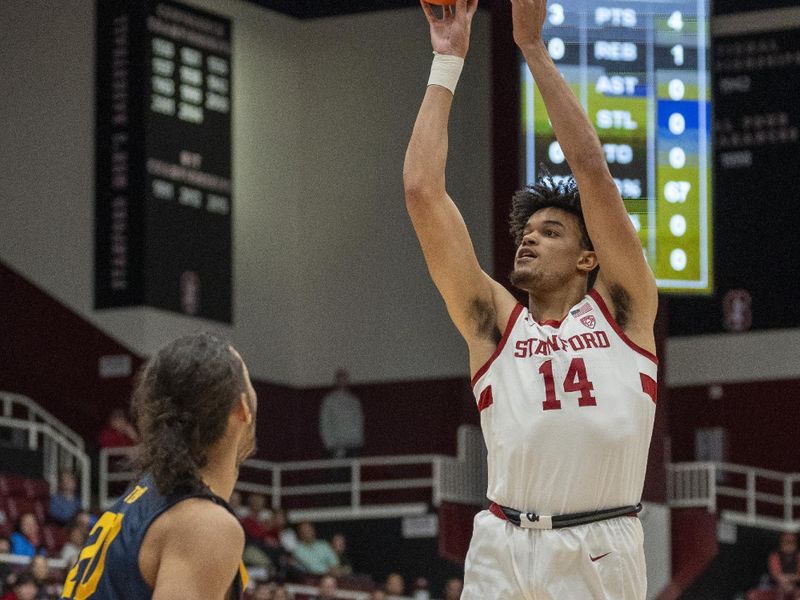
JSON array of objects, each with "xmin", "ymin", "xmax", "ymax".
[
  {"xmin": 404, "ymin": 0, "xmax": 658, "ymax": 597},
  {"xmin": 62, "ymin": 332, "xmax": 257, "ymax": 599}
]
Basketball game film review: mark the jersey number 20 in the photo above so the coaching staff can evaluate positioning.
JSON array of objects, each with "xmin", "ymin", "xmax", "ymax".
[{"xmin": 62, "ymin": 512, "xmax": 124, "ymax": 599}]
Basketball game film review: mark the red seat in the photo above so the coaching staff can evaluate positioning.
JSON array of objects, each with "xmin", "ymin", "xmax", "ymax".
[
  {"xmin": 0, "ymin": 474, "xmax": 26, "ymax": 496},
  {"xmin": 23, "ymin": 478, "xmax": 51, "ymax": 500},
  {"xmin": 6, "ymin": 497, "xmax": 47, "ymax": 523},
  {"xmin": 43, "ymin": 523, "xmax": 69, "ymax": 554}
]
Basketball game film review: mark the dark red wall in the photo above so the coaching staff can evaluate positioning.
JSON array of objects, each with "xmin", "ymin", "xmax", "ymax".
[
  {"xmin": 669, "ymin": 379, "xmax": 800, "ymax": 472},
  {"xmin": 0, "ymin": 261, "xmax": 143, "ymax": 447},
  {"xmin": 252, "ymin": 377, "xmax": 478, "ymax": 461}
]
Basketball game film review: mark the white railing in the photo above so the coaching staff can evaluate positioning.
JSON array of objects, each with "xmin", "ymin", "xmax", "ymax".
[
  {"xmin": 0, "ymin": 416, "xmax": 91, "ymax": 509},
  {"xmin": 99, "ymin": 425, "xmax": 488, "ymax": 518},
  {"xmin": 0, "ymin": 391, "xmax": 85, "ymax": 452},
  {"xmin": 667, "ymin": 461, "xmax": 800, "ymax": 531}
]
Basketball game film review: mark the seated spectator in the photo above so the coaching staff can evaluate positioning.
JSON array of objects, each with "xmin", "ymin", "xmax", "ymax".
[
  {"xmin": 60, "ymin": 523, "xmax": 87, "ymax": 568},
  {"xmin": 330, "ymin": 533, "xmax": 352, "ymax": 577},
  {"xmin": 369, "ymin": 591, "xmax": 387, "ymax": 600},
  {"xmin": 48, "ymin": 470, "xmax": 83, "ymax": 526},
  {"xmin": 770, "ymin": 532, "xmax": 800, "ymax": 599},
  {"xmin": 97, "ymin": 407, "xmax": 138, "ymax": 448},
  {"xmin": 10, "ymin": 514, "xmax": 44, "ymax": 558},
  {"xmin": 272, "ymin": 585, "xmax": 294, "ymax": 600},
  {"xmin": 315, "ymin": 574, "xmax": 338, "ymax": 600},
  {"xmin": 411, "ymin": 577, "xmax": 430, "ymax": 600},
  {"xmin": 28, "ymin": 554, "xmax": 59, "ymax": 598},
  {"xmin": 229, "ymin": 490, "xmax": 249, "ymax": 519},
  {"xmin": 0, "ymin": 536, "xmax": 11, "ymax": 591},
  {"xmin": 266, "ymin": 509, "xmax": 297, "ymax": 553},
  {"xmin": 252, "ymin": 580, "xmax": 274, "ymax": 600},
  {"xmin": 443, "ymin": 577, "xmax": 463, "ymax": 600},
  {"xmin": 385, "ymin": 572, "xmax": 405, "ymax": 597},
  {"xmin": 1, "ymin": 573, "xmax": 37, "ymax": 600},
  {"xmin": 292, "ymin": 522, "xmax": 339, "ymax": 576},
  {"xmin": 241, "ymin": 494, "xmax": 273, "ymax": 541},
  {"xmin": 71, "ymin": 510, "xmax": 96, "ymax": 531}
]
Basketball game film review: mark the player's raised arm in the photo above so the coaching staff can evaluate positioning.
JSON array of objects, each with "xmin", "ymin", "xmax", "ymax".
[
  {"xmin": 404, "ymin": 0, "xmax": 514, "ymax": 357},
  {"xmin": 512, "ymin": 0, "xmax": 658, "ymax": 335}
]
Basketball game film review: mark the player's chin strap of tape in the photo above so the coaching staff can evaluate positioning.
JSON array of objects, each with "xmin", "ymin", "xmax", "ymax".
[
  {"xmin": 428, "ymin": 52, "xmax": 465, "ymax": 95},
  {"xmin": 491, "ymin": 502, "xmax": 643, "ymax": 530}
]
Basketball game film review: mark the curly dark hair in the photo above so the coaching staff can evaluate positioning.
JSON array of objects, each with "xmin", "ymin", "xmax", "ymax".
[
  {"xmin": 509, "ymin": 172, "xmax": 593, "ymax": 251},
  {"xmin": 132, "ymin": 332, "xmax": 246, "ymax": 496}
]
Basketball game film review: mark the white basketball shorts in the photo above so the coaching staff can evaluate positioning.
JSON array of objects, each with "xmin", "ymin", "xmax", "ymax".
[{"xmin": 462, "ymin": 509, "xmax": 647, "ymax": 599}]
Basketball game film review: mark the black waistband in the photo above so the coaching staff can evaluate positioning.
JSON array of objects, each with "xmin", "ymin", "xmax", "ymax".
[{"xmin": 490, "ymin": 502, "xmax": 642, "ymax": 529}]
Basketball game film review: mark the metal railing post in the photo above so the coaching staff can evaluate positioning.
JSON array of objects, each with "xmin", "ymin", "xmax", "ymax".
[
  {"xmin": 99, "ymin": 449, "xmax": 109, "ymax": 510},
  {"xmin": 351, "ymin": 461, "xmax": 361, "ymax": 509},
  {"xmin": 80, "ymin": 454, "xmax": 91, "ymax": 510},
  {"xmin": 785, "ymin": 477, "xmax": 794, "ymax": 524},
  {"xmin": 432, "ymin": 457, "xmax": 442, "ymax": 507},
  {"xmin": 746, "ymin": 471, "xmax": 756, "ymax": 520},
  {"xmin": 708, "ymin": 463, "xmax": 717, "ymax": 512},
  {"xmin": 272, "ymin": 467, "xmax": 282, "ymax": 510},
  {"xmin": 28, "ymin": 413, "xmax": 37, "ymax": 450}
]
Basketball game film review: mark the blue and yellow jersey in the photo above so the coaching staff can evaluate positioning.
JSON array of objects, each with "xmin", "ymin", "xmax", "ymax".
[{"xmin": 61, "ymin": 474, "xmax": 248, "ymax": 599}]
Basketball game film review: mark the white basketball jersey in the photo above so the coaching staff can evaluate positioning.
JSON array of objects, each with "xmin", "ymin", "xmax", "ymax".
[{"xmin": 472, "ymin": 289, "xmax": 658, "ymax": 515}]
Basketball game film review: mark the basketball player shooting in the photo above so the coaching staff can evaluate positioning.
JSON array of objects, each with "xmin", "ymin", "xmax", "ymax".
[
  {"xmin": 62, "ymin": 333, "xmax": 257, "ymax": 600},
  {"xmin": 404, "ymin": 0, "xmax": 659, "ymax": 597}
]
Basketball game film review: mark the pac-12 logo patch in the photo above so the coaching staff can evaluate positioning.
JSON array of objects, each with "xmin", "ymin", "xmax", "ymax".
[{"xmin": 581, "ymin": 315, "xmax": 596, "ymax": 329}]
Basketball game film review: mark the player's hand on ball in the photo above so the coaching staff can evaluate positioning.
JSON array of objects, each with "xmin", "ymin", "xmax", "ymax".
[
  {"xmin": 511, "ymin": 0, "xmax": 548, "ymax": 49},
  {"xmin": 420, "ymin": 0, "xmax": 479, "ymax": 58}
]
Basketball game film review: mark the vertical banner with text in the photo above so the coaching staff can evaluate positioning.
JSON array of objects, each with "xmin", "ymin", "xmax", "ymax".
[{"xmin": 96, "ymin": 0, "xmax": 232, "ymax": 323}]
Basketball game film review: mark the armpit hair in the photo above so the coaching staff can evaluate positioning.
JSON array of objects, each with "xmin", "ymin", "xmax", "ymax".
[
  {"xmin": 609, "ymin": 284, "xmax": 631, "ymax": 330},
  {"xmin": 468, "ymin": 298, "xmax": 499, "ymax": 342}
]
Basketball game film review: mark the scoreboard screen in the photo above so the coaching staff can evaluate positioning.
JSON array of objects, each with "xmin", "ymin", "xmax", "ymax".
[{"xmin": 522, "ymin": 0, "xmax": 713, "ymax": 293}]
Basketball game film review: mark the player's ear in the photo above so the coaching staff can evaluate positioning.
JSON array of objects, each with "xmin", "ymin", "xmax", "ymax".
[
  {"xmin": 577, "ymin": 250, "xmax": 598, "ymax": 273},
  {"xmin": 235, "ymin": 392, "xmax": 253, "ymax": 425}
]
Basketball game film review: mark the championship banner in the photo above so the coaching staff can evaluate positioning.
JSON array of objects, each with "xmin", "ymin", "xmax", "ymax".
[{"xmin": 95, "ymin": 0, "xmax": 233, "ymax": 323}]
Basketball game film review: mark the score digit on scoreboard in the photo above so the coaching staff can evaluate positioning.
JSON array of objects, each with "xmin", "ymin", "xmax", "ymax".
[{"xmin": 522, "ymin": 0, "xmax": 712, "ymax": 293}]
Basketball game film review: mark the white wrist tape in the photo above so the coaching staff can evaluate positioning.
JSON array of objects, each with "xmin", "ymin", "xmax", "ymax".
[{"xmin": 427, "ymin": 52, "xmax": 465, "ymax": 95}]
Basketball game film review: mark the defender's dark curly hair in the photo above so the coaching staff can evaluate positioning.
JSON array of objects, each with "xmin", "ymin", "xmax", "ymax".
[
  {"xmin": 509, "ymin": 172, "xmax": 593, "ymax": 251},
  {"xmin": 132, "ymin": 332, "xmax": 246, "ymax": 496}
]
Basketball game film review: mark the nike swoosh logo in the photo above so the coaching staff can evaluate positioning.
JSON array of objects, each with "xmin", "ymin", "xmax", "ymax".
[{"xmin": 590, "ymin": 552, "xmax": 611, "ymax": 562}]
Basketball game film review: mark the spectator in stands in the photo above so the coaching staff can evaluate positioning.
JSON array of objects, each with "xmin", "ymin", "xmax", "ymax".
[
  {"xmin": 59, "ymin": 523, "xmax": 87, "ymax": 568},
  {"xmin": 272, "ymin": 585, "xmax": 294, "ymax": 600},
  {"xmin": 252, "ymin": 580, "xmax": 274, "ymax": 600},
  {"xmin": 1, "ymin": 572, "xmax": 38, "ymax": 600},
  {"xmin": 770, "ymin": 532, "xmax": 800, "ymax": 599},
  {"xmin": 319, "ymin": 369, "xmax": 364, "ymax": 458},
  {"xmin": 442, "ymin": 577, "xmax": 463, "ymax": 600},
  {"xmin": 229, "ymin": 490, "xmax": 249, "ymax": 519},
  {"xmin": 10, "ymin": 514, "xmax": 43, "ymax": 558},
  {"xmin": 292, "ymin": 522, "xmax": 339, "ymax": 576},
  {"xmin": 241, "ymin": 494, "xmax": 272, "ymax": 540},
  {"xmin": 411, "ymin": 577, "xmax": 430, "ymax": 600},
  {"xmin": 0, "ymin": 535, "xmax": 11, "ymax": 591},
  {"xmin": 330, "ymin": 533, "xmax": 352, "ymax": 577},
  {"xmin": 315, "ymin": 575, "xmax": 338, "ymax": 600},
  {"xmin": 29, "ymin": 554, "xmax": 55, "ymax": 597},
  {"xmin": 369, "ymin": 591, "xmax": 387, "ymax": 600},
  {"xmin": 70, "ymin": 509, "xmax": 95, "ymax": 531},
  {"xmin": 385, "ymin": 573, "xmax": 405, "ymax": 597},
  {"xmin": 97, "ymin": 407, "xmax": 138, "ymax": 448},
  {"xmin": 267, "ymin": 509, "xmax": 297, "ymax": 553},
  {"xmin": 48, "ymin": 470, "xmax": 82, "ymax": 525}
]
